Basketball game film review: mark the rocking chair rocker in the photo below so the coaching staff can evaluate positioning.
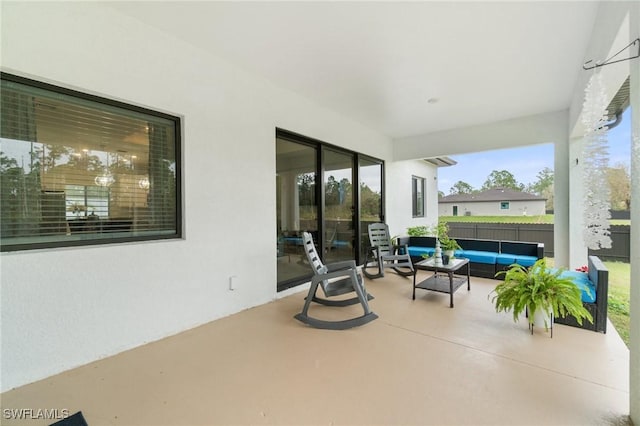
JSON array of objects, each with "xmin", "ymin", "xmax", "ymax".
[
  {"xmin": 363, "ymin": 223, "xmax": 414, "ymax": 279},
  {"xmin": 294, "ymin": 232, "xmax": 378, "ymax": 330}
]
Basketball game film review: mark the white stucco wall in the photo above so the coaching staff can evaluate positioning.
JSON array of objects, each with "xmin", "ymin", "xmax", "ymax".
[
  {"xmin": 438, "ymin": 200, "xmax": 545, "ymax": 217},
  {"xmin": 385, "ymin": 160, "xmax": 439, "ymax": 237},
  {"xmin": 0, "ymin": 2, "xmax": 393, "ymax": 391}
]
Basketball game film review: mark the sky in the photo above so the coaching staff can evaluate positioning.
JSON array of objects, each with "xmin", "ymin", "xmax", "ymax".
[{"xmin": 437, "ymin": 108, "xmax": 633, "ymax": 194}]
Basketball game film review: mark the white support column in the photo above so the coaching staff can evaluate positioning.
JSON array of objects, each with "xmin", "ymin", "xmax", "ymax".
[
  {"xmin": 569, "ymin": 136, "xmax": 588, "ymax": 268},
  {"xmin": 554, "ymin": 137, "xmax": 570, "ymax": 267},
  {"xmin": 629, "ymin": 3, "xmax": 640, "ymax": 422}
]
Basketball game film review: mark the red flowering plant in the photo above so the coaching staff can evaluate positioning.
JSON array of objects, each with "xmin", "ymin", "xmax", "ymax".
[{"xmin": 576, "ymin": 265, "xmax": 588, "ymax": 273}]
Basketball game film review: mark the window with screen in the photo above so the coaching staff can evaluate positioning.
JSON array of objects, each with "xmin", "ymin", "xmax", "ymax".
[{"xmin": 0, "ymin": 73, "xmax": 181, "ymax": 251}]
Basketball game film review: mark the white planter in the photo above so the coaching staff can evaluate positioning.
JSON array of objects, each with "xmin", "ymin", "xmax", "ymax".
[{"xmin": 530, "ymin": 308, "xmax": 553, "ymax": 337}]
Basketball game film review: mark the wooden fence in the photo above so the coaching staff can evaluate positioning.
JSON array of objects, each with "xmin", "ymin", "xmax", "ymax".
[{"xmin": 446, "ymin": 222, "xmax": 630, "ymax": 262}]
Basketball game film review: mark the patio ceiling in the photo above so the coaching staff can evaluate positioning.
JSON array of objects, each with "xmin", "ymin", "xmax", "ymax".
[{"xmin": 109, "ymin": 1, "xmax": 599, "ymax": 139}]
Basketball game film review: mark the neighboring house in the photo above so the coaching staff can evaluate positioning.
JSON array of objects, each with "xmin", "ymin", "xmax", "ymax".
[{"xmin": 439, "ymin": 188, "xmax": 546, "ymax": 216}]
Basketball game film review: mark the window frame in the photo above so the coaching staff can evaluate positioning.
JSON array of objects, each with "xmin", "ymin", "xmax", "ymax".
[
  {"xmin": 412, "ymin": 175, "xmax": 425, "ymax": 217},
  {"xmin": 500, "ymin": 201, "xmax": 510, "ymax": 210},
  {"xmin": 0, "ymin": 72, "xmax": 183, "ymax": 252}
]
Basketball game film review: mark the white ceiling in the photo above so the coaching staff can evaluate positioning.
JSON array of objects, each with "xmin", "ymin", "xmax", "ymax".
[{"xmin": 109, "ymin": 1, "xmax": 599, "ymax": 139}]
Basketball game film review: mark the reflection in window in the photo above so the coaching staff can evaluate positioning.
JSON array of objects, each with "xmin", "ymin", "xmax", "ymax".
[
  {"xmin": 276, "ymin": 138, "xmax": 317, "ymax": 289},
  {"xmin": 0, "ymin": 73, "xmax": 181, "ymax": 251},
  {"xmin": 412, "ymin": 176, "xmax": 425, "ymax": 217}
]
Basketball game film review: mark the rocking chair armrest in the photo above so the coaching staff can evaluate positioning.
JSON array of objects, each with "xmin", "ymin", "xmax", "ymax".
[
  {"xmin": 325, "ymin": 260, "xmax": 358, "ymax": 272},
  {"xmin": 313, "ymin": 267, "xmax": 359, "ymax": 283}
]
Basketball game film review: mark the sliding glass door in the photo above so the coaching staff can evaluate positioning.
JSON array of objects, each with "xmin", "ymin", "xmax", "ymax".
[
  {"xmin": 358, "ymin": 157, "xmax": 383, "ymax": 261},
  {"xmin": 276, "ymin": 129, "xmax": 384, "ymax": 291},
  {"xmin": 276, "ymin": 137, "xmax": 317, "ymax": 289}
]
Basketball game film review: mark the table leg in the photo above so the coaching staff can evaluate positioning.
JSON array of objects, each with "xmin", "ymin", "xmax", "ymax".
[
  {"xmin": 449, "ymin": 271, "xmax": 454, "ymax": 308},
  {"xmin": 412, "ymin": 271, "xmax": 416, "ymax": 300},
  {"xmin": 467, "ymin": 262, "xmax": 471, "ymax": 290}
]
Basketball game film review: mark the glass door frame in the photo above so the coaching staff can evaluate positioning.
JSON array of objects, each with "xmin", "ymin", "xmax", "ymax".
[{"xmin": 276, "ymin": 128, "xmax": 385, "ymax": 292}]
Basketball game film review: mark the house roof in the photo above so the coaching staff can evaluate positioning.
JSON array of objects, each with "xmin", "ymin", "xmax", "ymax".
[{"xmin": 439, "ymin": 188, "xmax": 546, "ymax": 203}]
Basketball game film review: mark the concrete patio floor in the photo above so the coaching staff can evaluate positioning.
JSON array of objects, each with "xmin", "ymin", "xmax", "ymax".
[{"xmin": 1, "ymin": 272, "xmax": 630, "ymax": 425}]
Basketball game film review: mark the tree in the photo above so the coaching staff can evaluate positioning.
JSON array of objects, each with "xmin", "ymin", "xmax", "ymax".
[
  {"xmin": 526, "ymin": 167, "xmax": 554, "ymax": 210},
  {"xmin": 360, "ymin": 182, "xmax": 381, "ymax": 220},
  {"xmin": 607, "ymin": 163, "xmax": 631, "ymax": 210},
  {"xmin": 527, "ymin": 167, "xmax": 553, "ymax": 194},
  {"xmin": 481, "ymin": 170, "xmax": 524, "ymax": 191},
  {"xmin": 449, "ymin": 180, "xmax": 475, "ymax": 195}
]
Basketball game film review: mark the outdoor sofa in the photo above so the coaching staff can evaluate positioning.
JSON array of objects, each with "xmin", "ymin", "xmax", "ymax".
[
  {"xmin": 397, "ymin": 236, "xmax": 543, "ymax": 278},
  {"xmin": 398, "ymin": 236, "xmax": 608, "ymax": 333},
  {"xmin": 554, "ymin": 255, "xmax": 608, "ymax": 333}
]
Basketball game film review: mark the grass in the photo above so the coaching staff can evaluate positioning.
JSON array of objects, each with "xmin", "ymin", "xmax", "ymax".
[
  {"xmin": 442, "ymin": 215, "xmax": 630, "ymax": 226},
  {"xmin": 441, "ymin": 215, "xmax": 554, "ymax": 223},
  {"xmin": 604, "ymin": 261, "xmax": 630, "ymax": 347}
]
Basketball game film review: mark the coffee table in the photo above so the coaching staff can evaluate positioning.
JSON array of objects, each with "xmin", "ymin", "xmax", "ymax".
[{"xmin": 413, "ymin": 257, "xmax": 470, "ymax": 308}]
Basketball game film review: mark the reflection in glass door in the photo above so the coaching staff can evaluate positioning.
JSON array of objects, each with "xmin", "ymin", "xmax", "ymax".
[
  {"xmin": 276, "ymin": 138, "xmax": 317, "ymax": 290},
  {"xmin": 323, "ymin": 148, "xmax": 355, "ymax": 263},
  {"xmin": 359, "ymin": 158, "xmax": 383, "ymax": 261}
]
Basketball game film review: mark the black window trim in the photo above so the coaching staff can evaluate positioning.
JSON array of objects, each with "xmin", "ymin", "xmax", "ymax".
[{"xmin": 0, "ymin": 72, "xmax": 183, "ymax": 252}]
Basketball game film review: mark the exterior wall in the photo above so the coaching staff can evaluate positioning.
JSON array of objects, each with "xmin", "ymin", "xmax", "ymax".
[
  {"xmin": 385, "ymin": 160, "xmax": 439, "ymax": 237},
  {"xmin": 0, "ymin": 2, "xmax": 393, "ymax": 391},
  {"xmin": 438, "ymin": 200, "xmax": 546, "ymax": 216}
]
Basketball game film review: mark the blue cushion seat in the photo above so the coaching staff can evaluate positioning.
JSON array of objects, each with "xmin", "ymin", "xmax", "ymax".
[
  {"xmin": 408, "ymin": 247, "xmax": 435, "ymax": 257},
  {"xmin": 283, "ymin": 237, "xmax": 303, "ymax": 245},
  {"xmin": 558, "ymin": 270, "xmax": 596, "ymax": 303},
  {"xmin": 456, "ymin": 250, "xmax": 497, "ymax": 265},
  {"xmin": 496, "ymin": 253, "xmax": 538, "ymax": 267}
]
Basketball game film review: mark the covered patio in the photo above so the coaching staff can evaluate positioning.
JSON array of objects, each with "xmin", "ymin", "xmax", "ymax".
[
  {"xmin": 1, "ymin": 1, "xmax": 638, "ymax": 424},
  {"xmin": 1, "ymin": 273, "xmax": 629, "ymax": 425}
]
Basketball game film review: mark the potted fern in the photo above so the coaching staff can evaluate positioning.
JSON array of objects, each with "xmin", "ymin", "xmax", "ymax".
[{"xmin": 491, "ymin": 259, "xmax": 593, "ymax": 332}]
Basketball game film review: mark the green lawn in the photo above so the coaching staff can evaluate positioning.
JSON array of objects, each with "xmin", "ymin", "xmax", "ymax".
[
  {"xmin": 604, "ymin": 261, "xmax": 630, "ymax": 347},
  {"xmin": 441, "ymin": 215, "xmax": 554, "ymax": 223},
  {"xmin": 442, "ymin": 215, "xmax": 629, "ymax": 226}
]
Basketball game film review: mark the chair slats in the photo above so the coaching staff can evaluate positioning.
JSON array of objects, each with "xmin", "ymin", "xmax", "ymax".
[{"xmin": 363, "ymin": 223, "xmax": 414, "ymax": 279}]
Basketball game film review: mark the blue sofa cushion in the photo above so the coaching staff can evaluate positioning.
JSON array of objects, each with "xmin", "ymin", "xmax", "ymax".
[
  {"xmin": 283, "ymin": 236, "xmax": 303, "ymax": 245},
  {"xmin": 496, "ymin": 253, "xmax": 538, "ymax": 267},
  {"xmin": 457, "ymin": 250, "xmax": 497, "ymax": 265},
  {"xmin": 332, "ymin": 240, "xmax": 350, "ymax": 248},
  {"xmin": 408, "ymin": 246, "xmax": 435, "ymax": 257},
  {"xmin": 559, "ymin": 270, "xmax": 596, "ymax": 303}
]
